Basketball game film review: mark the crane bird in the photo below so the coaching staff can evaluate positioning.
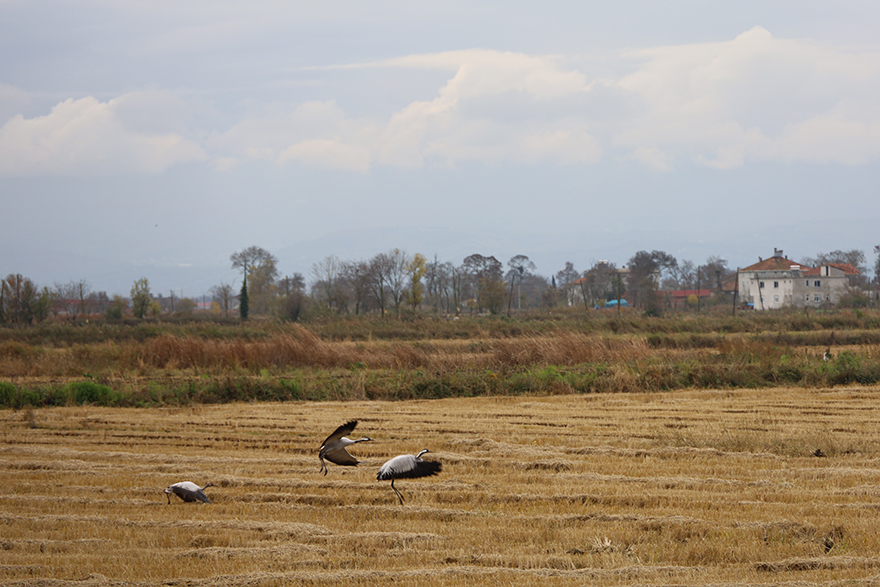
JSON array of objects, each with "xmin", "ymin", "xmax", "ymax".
[
  {"xmin": 164, "ymin": 481, "xmax": 214, "ymax": 504},
  {"xmin": 377, "ymin": 449, "xmax": 441, "ymax": 505},
  {"xmin": 823, "ymin": 347, "xmax": 833, "ymax": 362},
  {"xmin": 319, "ymin": 420, "xmax": 373, "ymax": 475}
]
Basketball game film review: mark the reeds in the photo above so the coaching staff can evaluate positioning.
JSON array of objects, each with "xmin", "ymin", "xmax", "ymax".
[{"xmin": 2, "ymin": 318, "xmax": 880, "ymax": 408}]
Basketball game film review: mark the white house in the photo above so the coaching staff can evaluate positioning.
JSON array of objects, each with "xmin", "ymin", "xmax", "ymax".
[{"xmin": 738, "ymin": 249, "xmax": 858, "ymax": 309}]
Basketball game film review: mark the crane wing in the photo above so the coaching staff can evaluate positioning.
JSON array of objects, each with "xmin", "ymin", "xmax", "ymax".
[
  {"xmin": 167, "ymin": 482, "xmax": 212, "ymax": 503},
  {"xmin": 377, "ymin": 455, "xmax": 441, "ymax": 480},
  {"xmin": 322, "ymin": 446, "xmax": 361, "ymax": 466},
  {"xmin": 321, "ymin": 420, "xmax": 358, "ymax": 446}
]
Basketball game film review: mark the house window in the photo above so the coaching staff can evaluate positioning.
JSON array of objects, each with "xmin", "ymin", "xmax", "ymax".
[
  {"xmin": 805, "ymin": 295, "xmax": 810, "ymax": 302},
  {"xmin": 773, "ymin": 281, "xmax": 779, "ymax": 288},
  {"xmin": 826, "ymin": 294, "xmax": 830, "ymax": 301},
  {"xmin": 806, "ymin": 280, "xmax": 809, "ymax": 286},
  {"xmin": 759, "ymin": 281, "xmax": 764, "ymax": 289},
  {"xmin": 814, "ymin": 294, "xmax": 821, "ymax": 303},
  {"xmin": 773, "ymin": 295, "xmax": 779, "ymax": 303},
  {"xmin": 814, "ymin": 280, "xmax": 821, "ymax": 287}
]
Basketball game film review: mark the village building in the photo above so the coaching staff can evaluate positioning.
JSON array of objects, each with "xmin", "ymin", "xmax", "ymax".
[{"xmin": 737, "ymin": 249, "xmax": 859, "ymax": 309}]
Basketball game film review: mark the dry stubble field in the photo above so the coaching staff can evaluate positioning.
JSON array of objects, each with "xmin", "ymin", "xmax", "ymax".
[{"xmin": 2, "ymin": 385, "xmax": 880, "ymax": 587}]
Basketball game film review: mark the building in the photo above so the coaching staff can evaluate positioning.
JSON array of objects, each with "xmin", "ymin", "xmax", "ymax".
[{"xmin": 738, "ymin": 249, "xmax": 858, "ymax": 309}]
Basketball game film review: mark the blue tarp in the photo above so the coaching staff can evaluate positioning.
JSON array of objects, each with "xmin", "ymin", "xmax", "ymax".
[{"xmin": 596, "ymin": 299, "xmax": 629, "ymax": 309}]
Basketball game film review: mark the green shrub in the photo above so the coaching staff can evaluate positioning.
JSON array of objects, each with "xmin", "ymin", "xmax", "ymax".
[{"xmin": 67, "ymin": 381, "xmax": 119, "ymax": 406}]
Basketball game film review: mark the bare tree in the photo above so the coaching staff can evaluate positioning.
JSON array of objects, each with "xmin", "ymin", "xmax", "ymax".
[
  {"xmin": 662, "ymin": 259, "xmax": 696, "ymax": 290},
  {"xmin": 368, "ymin": 252, "xmax": 390, "ymax": 316},
  {"xmin": 506, "ymin": 255, "xmax": 536, "ymax": 316},
  {"xmin": 385, "ymin": 248, "xmax": 411, "ymax": 316},
  {"xmin": 211, "ymin": 282, "xmax": 236, "ymax": 318},
  {"xmin": 801, "ymin": 249, "xmax": 868, "ymax": 287},
  {"xmin": 311, "ymin": 255, "xmax": 345, "ymax": 312}
]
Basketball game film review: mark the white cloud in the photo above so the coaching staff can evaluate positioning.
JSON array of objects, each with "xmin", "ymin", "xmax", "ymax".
[
  {"xmin": 613, "ymin": 26, "xmax": 880, "ymax": 168},
  {"xmin": 4, "ymin": 30, "xmax": 879, "ymax": 176},
  {"xmin": 277, "ymin": 139, "xmax": 372, "ymax": 171},
  {"xmin": 208, "ymin": 100, "xmax": 378, "ymax": 171},
  {"xmin": 0, "ymin": 95, "xmax": 206, "ymax": 177}
]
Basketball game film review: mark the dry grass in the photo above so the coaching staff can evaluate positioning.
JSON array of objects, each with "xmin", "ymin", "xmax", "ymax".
[
  {"xmin": 0, "ymin": 328, "xmax": 654, "ymax": 376},
  {"xmin": 3, "ymin": 385, "xmax": 880, "ymax": 586}
]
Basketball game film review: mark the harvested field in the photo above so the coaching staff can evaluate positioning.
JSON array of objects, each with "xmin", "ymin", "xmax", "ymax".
[{"xmin": 2, "ymin": 385, "xmax": 880, "ymax": 586}]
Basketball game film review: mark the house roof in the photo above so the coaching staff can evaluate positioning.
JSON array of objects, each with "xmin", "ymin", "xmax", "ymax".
[
  {"xmin": 802, "ymin": 262, "xmax": 860, "ymax": 276},
  {"xmin": 739, "ymin": 255, "xmax": 803, "ymax": 272}
]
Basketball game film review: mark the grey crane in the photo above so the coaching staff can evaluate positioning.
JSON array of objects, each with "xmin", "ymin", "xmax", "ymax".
[
  {"xmin": 319, "ymin": 420, "xmax": 373, "ymax": 475},
  {"xmin": 164, "ymin": 481, "xmax": 214, "ymax": 504},
  {"xmin": 376, "ymin": 449, "xmax": 441, "ymax": 505}
]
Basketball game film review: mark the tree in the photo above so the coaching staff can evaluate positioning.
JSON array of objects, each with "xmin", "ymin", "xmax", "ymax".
[
  {"xmin": 367, "ymin": 252, "xmax": 390, "ymax": 316},
  {"xmin": 462, "ymin": 254, "xmax": 504, "ymax": 314},
  {"xmin": 874, "ymin": 245, "xmax": 880, "ymax": 287},
  {"xmin": 211, "ymin": 282, "xmax": 236, "ymax": 318},
  {"xmin": 424, "ymin": 257, "xmax": 458, "ymax": 313},
  {"xmin": 176, "ymin": 298, "xmax": 197, "ymax": 316},
  {"xmin": 582, "ymin": 261, "xmax": 619, "ymax": 308},
  {"xmin": 239, "ymin": 277, "xmax": 249, "ymax": 320},
  {"xmin": 801, "ymin": 249, "xmax": 868, "ymax": 287},
  {"xmin": 384, "ymin": 248, "xmax": 411, "ymax": 316},
  {"xmin": 230, "ymin": 246, "xmax": 279, "ymax": 315},
  {"xmin": 105, "ymin": 295, "xmax": 127, "ymax": 320},
  {"xmin": 312, "ymin": 255, "xmax": 345, "ymax": 313},
  {"xmin": 506, "ymin": 255, "xmax": 536, "ymax": 316},
  {"xmin": 341, "ymin": 261, "xmax": 372, "ymax": 315},
  {"xmin": 555, "ymin": 262, "xmax": 581, "ymax": 307},
  {"xmin": 54, "ymin": 280, "xmax": 91, "ymax": 320},
  {"xmin": 662, "ymin": 259, "xmax": 695, "ymax": 290},
  {"xmin": 406, "ymin": 253, "xmax": 428, "ymax": 310},
  {"xmin": 698, "ymin": 256, "xmax": 734, "ymax": 292},
  {"xmin": 2, "ymin": 274, "xmax": 41, "ymax": 324},
  {"xmin": 130, "ymin": 277, "xmax": 152, "ymax": 319},
  {"xmin": 627, "ymin": 250, "xmax": 677, "ymax": 313},
  {"xmin": 278, "ymin": 273, "xmax": 306, "ymax": 321}
]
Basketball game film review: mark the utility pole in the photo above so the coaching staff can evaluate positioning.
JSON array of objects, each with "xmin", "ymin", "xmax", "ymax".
[
  {"xmin": 697, "ymin": 268, "xmax": 701, "ymax": 312},
  {"xmin": 732, "ymin": 269, "xmax": 739, "ymax": 315},
  {"xmin": 617, "ymin": 273, "xmax": 622, "ymax": 316}
]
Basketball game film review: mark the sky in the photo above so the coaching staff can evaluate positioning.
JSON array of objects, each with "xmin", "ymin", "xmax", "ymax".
[{"xmin": 1, "ymin": 1, "xmax": 879, "ymax": 297}]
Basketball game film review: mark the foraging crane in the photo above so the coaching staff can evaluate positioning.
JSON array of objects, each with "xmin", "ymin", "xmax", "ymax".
[
  {"xmin": 319, "ymin": 420, "xmax": 373, "ymax": 475},
  {"xmin": 377, "ymin": 449, "xmax": 441, "ymax": 505},
  {"xmin": 164, "ymin": 481, "xmax": 214, "ymax": 504}
]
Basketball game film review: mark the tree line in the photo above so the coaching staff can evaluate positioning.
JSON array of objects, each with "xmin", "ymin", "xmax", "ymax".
[{"xmin": 2, "ymin": 246, "xmax": 878, "ymax": 324}]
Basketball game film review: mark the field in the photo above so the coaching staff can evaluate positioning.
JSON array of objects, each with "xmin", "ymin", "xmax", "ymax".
[{"xmin": 4, "ymin": 384, "xmax": 880, "ymax": 586}]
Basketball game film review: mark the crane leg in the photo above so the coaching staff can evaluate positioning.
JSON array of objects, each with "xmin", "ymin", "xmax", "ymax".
[{"xmin": 390, "ymin": 479, "xmax": 405, "ymax": 505}]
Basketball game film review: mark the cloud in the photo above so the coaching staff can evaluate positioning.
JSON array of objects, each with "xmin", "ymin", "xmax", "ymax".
[
  {"xmin": 4, "ymin": 31, "xmax": 879, "ymax": 176},
  {"xmin": 278, "ymin": 139, "xmax": 372, "ymax": 171},
  {"xmin": 208, "ymin": 100, "xmax": 378, "ymax": 171},
  {"xmin": 0, "ymin": 94, "xmax": 206, "ymax": 176},
  {"xmin": 613, "ymin": 26, "xmax": 880, "ymax": 168},
  {"xmin": 215, "ymin": 49, "xmax": 599, "ymax": 170}
]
